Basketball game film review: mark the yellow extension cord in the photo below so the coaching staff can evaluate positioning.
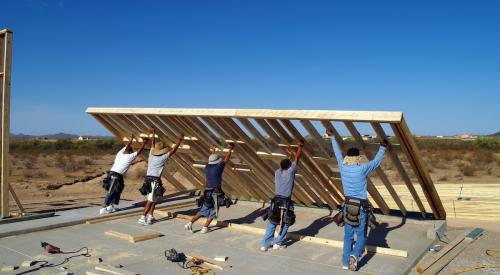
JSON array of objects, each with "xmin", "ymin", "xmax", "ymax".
[{"xmin": 451, "ymin": 249, "xmax": 500, "ymax": 275}]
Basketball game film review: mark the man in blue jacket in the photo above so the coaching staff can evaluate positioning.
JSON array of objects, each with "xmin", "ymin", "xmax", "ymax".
[{"xmin": 326, "ymin": 129, "xmax": 388, "ymax": 271}]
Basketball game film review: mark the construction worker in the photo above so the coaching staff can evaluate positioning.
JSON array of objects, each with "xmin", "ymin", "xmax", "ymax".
[
  {"xmin": 185, "ymin": 143, "xmax": 235, "ymax": 233},
  {"xmin": 260, "ymin": 139, "xmax": 304, "ymax": 251},
  {"xmin": 100, "ymin": 135, "xmax": 145, "ymax": 215},
  {"xmin": 138, "ymin": 128, "xmax": 184, "ymax": 225},
  {"xmin": 326, "ymin": 129, "xmax": 388, "ymax": 271}
]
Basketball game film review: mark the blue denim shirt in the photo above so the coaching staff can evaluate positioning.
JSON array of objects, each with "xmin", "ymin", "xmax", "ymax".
[{"xmin": 331, "ymin": 139, "xmax": 386, "ymax": 199}]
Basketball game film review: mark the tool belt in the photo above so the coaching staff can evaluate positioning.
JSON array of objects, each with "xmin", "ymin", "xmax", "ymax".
[
  {"xmin": 139, "ymin": 176, "xmax": 165, "ymax": 197},
  {"xmin": 267, "ymin": 195, "xmax": 295, "ymax": 226},
  {"xmin": 196, "ymin": 188, "xmax": 233, "ymax": 208},
  {"xmin": 343, "ymin": 196, "xmax": 370, "ymax": 227},
  {"xmin": 102, "ymin": 171, "xmax": 124, "ymax": 193}
]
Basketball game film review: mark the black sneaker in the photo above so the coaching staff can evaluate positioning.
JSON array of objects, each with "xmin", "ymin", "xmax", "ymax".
[{"xmin": 348, "ymin": 255, "xmax": 357, "ymax": 271}]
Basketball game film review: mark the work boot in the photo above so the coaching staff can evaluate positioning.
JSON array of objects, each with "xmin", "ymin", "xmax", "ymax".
[
  {"xmin": 184, "ymin": 222, "xmax": 193, "ymax": 232},
  {"xmin": 138, "ymin": 215, "xmax": 147, "ymax": 225},
  {"xmin": 348, "ymin": 255, "xmax": 358, "ymax": 271},
  {"xmin": 200, "ymin": 226, "xmax": 209, "ymax": 234}
]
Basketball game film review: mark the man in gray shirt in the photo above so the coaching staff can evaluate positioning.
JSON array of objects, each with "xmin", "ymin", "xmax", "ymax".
[
  {"xmin": 260, "ymin": 139, "xmax": 304, "ymax": 251},
  {"xmin": 138, "ymin": 128, "xmax": 184, "ymax": 225}
]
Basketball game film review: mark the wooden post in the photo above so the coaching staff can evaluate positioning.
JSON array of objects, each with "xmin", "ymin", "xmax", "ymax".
[{"xmin": 1, "ymin": 29, "xmax": 13, "ymax": 218}]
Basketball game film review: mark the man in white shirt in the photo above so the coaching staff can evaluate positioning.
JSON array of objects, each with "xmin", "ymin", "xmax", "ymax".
[{"xmin": 100, "ymin": 135, "xmax": 145, "ymax": 214}]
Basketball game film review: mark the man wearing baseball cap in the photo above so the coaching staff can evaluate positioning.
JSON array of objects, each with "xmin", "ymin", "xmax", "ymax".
[{"xmin": 185, "ymin": 142, "xmax": 235, "ymax": 233}]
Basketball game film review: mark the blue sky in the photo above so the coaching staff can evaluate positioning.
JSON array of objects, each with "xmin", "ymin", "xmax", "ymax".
[{"xmin": 2, "ymin": 0, "xmax": 499, "ymax": 136}]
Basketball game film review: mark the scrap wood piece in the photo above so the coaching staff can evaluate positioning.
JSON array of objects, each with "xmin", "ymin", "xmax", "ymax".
[
  {"xmin": 416, "ymin": 228, "xmax": 484, "ymax": 274},
  {"xmin": 171, "ymin": 212, "xmax": 408, "ymax": 258},
  {"xmin": 86, "ymin": 200, "xmax": 196, "ymax": 224},
  {"xmin": 95, "ymin": 265, "xmax": 139, "ymax": 275},
  {"xmin": 104, "ymin": 230, "xmax": 162, "ymax": 243},
  {"xmin": 186, "ymin": 254, "xmax": 226, "ymax": 271}
]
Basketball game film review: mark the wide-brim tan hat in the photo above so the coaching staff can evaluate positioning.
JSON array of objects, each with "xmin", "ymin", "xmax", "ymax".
[
  {"xmin": 208, "ymin": 154, "xmax": 222, "ymax": 165},
  {"xmin": 152, "ymin": 142, "xmax": 169, "ymax": 156}
]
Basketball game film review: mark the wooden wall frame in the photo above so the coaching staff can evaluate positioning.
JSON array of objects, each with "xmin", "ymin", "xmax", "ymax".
[{"xmin": 87, "ymin": 107, "xmax": 446, "ymax": 220}]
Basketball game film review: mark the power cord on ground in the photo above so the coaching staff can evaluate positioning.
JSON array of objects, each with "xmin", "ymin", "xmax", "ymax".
[
  {"xmin": 451, "ymin": 249, "xmax": 500, "ymax": 274},
  {"xmin": 165, "ymin": 248, "xmax": 216, "ymax": 275}
]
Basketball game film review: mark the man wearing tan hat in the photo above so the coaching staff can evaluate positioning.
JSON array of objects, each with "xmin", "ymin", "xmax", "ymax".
[
  {"xmin": 185, "ymin": 142, "xmax": 235, "ymax": 233},
  {"xmin": 138, "ymin": 128, "xmax": 184, "ymax": 225}
]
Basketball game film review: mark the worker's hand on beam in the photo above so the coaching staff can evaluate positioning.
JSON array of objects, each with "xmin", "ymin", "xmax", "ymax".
[
  {"xmin": 178, "ymin": 133, "xmax": 185, "ymax": 142},
  {"xmin": 326, "ymin": 129, "xmax": 335, "ymax": 137},
  {"xmin": 297, "ymin": 139, "xmax": 305, "ymax": 147},
  {"xmin": 380, "ymin": 139, "xmax": 389, "ymax": 148},
  {"xmin": 210, "ymin": 144, "xmax": 217, "ymax": 154},
  {"xmin": 228, "ymin": 142, "xmax": 235, "ymax": 149}
]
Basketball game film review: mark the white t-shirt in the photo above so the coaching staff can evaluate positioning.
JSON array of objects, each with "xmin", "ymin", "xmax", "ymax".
[
  {"xmin": 146, "ymin": 149, "xmax": 170, "ymax": 177},
  {"xmin": 110, "ymin": 147, "xmax": 138, "ymax": 175}
]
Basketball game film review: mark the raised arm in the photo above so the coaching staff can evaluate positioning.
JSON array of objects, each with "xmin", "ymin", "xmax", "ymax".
[
  {"xmin": 169, "ymin": 133, "xmax": 184, "ymax": 156},
  {"xmin": 294, "ymin": 139, "xmax": 305, "ymax": 165},
  {"xmin": 150, "ymin": 128, "xmax": 156, "ymax": 148},
  {"xmin": 124, "ymin": 134, "xmax": 134, "ymax": 151},
  {"xmin": 136, "ymin": 139, "xmax": 147, "ymax": 155},
  {"xmin": 326, "ymin": 129, "xmax": 344, "ymax": 167},
  {"xmin": 224, "ymin": 142, "xmax": 235, "ymax": 163},
  {"xmin": 286, "ymin": 146, "xmax": 295, "ymax": 161},
  {"xmin": 363, "ymin": 139, "xmax": 389, "ymax": 174}
]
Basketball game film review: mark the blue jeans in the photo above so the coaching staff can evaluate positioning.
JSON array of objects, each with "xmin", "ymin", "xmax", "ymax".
[
  {"xmin": 104, "ymin": 190, "xmax": 121, "ymax": 206},
  {"xmin": 261, "ymin": 221, "xmax": 289, "ymax": 247},
  {"xmin": 342, "ymin": 207, "xmax": 367, "ymax": 266}
]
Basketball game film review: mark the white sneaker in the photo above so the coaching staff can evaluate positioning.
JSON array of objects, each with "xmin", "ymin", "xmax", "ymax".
[
  {"xmin": 185, "ymin": 222, "xmax": 193, "ymax": 232},
  {"xmin": 107, "ymin": 204, "xmax": 116, "ymax": 213},
  {"xmin": 99, "ymin": 207, "xmax": 109, "ymax": 215},
  {"xmin": 260, "ymin": 246, "xmax": 268, "ymax": 252},
  {"xmin": 272, "ymin": 244, "xmax": 286, "ymax": 250},
  {"xmin": 342, "ymin": 266, "xmax": 348, "ymax": 270},
  {"xmin": 200, "ymin": 227, "xmax": 209, "ymax": 234},
  {"xmin": 146, "ymin": 215, "xmax": 153, "ymax": 225},
  {"xmin": 138, "ymin": 215, "xmax": 146, "ymax": 225}
]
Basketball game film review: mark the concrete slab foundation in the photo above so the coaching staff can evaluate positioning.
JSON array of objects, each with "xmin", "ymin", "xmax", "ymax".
[{"xmin": 0, "ymin": 198, "xmax": 443, "ymax": 275}]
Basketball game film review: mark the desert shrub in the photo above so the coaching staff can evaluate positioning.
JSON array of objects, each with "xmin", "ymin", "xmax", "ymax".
[
  {"xmin": 24, "ymin": 156, "xmax": 37, "ymax": 169},
  {"xmin": 439, "ymin": 175, "xmax": 448, "ymax": 181},
  {"xmin": 80, "ymin": 157, "xmax": 94, "ymax": 166},
  {"xmin": 54, "ymin": 139, "xmax": 74, "ymax": 150},
  {"xmin": 471, "ymin": 137, "xmax": 500, "ymax": 150},
  {"xmin": 459, "ymin": 164, "xmax": 476, "ymax": 176}
]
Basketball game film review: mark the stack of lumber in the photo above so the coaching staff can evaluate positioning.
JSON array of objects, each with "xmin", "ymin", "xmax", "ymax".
[
  {"xmin": 376, "ymin": 184, "xmax": 500, "ymax": 220},
  {"xmin": 415, "ymin": 228, "xmax": 484, "ymax": 274}
]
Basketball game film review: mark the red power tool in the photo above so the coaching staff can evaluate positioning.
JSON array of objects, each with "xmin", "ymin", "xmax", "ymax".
[{"xmin": 41, "ymin": 241, "xmax": 62, "ymax": 254}]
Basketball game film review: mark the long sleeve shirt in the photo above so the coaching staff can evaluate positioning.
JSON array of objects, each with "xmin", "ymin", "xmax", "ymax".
[{"xmin": 331, "ymin": 138, "xmax": 386, "ymax": 199}]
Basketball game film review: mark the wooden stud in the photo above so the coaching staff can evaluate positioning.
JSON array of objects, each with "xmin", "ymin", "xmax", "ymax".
[
  {"xmin": 344, "ymin": 121, "xmax": 407, "ymax": 216},
  {"xmin": 1, "ymin": 30, "xmax": 13, "ymax": 218},
  {"xmin": 371, "ymin": 122, "xmax": 427, "ymax": 218}
]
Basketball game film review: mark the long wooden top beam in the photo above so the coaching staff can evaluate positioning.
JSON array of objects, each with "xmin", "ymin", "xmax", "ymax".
[
  {"xmin": 86, "ymin": 108, "xmax": 403, "ymax": 123},
  {"xmin": 0, "ymin": 29, "xmax": 13, "ymax": 35}
]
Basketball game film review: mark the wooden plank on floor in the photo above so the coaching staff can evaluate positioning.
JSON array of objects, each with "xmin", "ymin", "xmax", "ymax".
[
  {"xmin": 171, "ymin": 212, "xmax": 408, "ymax": 258},
  {"xmin": 95, "ymin": 265, "xmax": 139, "ymax": 275}
]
